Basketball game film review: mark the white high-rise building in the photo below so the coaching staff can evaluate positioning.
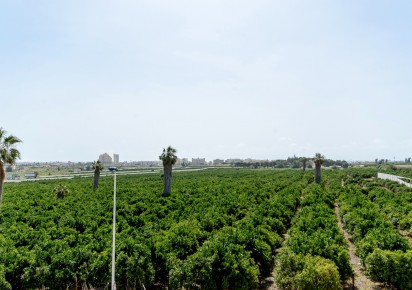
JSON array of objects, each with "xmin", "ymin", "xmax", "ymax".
[{"xmin": 113, "ymin": 154, "xmax": 119, "ymax": 164}]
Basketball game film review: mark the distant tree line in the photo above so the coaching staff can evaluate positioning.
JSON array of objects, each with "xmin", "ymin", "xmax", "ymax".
[
  {"xmin": 375, "ymin": 158, "xmax": 412, "ymax": 164},
  {"xmin": 232, "ymin": 156, "xmax": 349, "ymax": 169}
]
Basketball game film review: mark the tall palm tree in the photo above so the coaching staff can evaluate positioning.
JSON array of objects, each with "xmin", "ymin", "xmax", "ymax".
[
  {"xmin": 92, "ymin": 160, "xmax": 104, "ymax": 190},
  {"xmin": 313, "ymin": 153, "xmax": 325, "ymax": 184},
  {"xmin": 0, "ymin": 128, "xmax": 22, "ymax": 206},
  {"xmin": 302, "ymin": 157, "xmax": 307, "ymax": 172},
  {"xmin": 159, "ymin": 146, "xmax": 177, "ymax": 196}
]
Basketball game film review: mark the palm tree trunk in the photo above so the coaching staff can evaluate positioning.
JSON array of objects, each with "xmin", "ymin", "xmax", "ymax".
[
  {"xmin": 163, "ymin": 164, "xmax": 172, "ymax": 196},
  {"xmin": 0, "ymin": 163, "xmax": 4, "ymax": 206},
  {"xmin": 315, "ymin": 163, "xmax": 321, "ymax": 184},
  {"xmin": 93, "ymin": 171, "xmax": 100, "ymax": 190}
]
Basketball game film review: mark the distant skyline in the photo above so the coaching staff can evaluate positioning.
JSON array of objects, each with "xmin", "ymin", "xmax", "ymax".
[{"xmin": 2, "ymin": 1, "xmax": 411, "ymax": 162}]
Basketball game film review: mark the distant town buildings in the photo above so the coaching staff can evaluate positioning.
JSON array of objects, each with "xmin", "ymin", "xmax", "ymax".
[
  {"xmin": 97, "ymin": 153, "xmax": 119, "ymax": 164},
  {"xmin": 225, "ymin": 158, "xmax": 243, "ymax": 164},
  {"xmin": 129, "ymin": 161, "xmax": 162, "ymax": 167},
  {"xmin": 192, "ymin": 158, "xmax": 206, "ymax": 165},
  {"xmin": 213, "ymin": 159, "xmax": 224, "ymax": 165},
  {"xmin": 99, "ymin": 153, "xmax": 112, "ymax": 164}
]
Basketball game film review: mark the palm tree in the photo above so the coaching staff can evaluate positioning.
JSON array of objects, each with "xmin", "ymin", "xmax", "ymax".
[
  {"xmin": 92, "ymin": 160, "xmax": 104, "ymax": 190},
  {"xmin": 54, "ymin": 184, "xmax": 70, "ymax": 199},
  {"xmin": 302, "ymin": 157, "xmax": 307, "ymax": 172},
  {"xmin": 0, "ymin": 128, "xmax": 22, "ymax": 206},
  {"xmin": 313, "ymin": 153, "xmax": 325, "ymax": 184},
  {"xmin": 159, "ymin": 146, "xmax": 177, "ymax": 196}
]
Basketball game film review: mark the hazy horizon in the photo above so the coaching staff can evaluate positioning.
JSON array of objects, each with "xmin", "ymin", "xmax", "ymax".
[
  {"xmin": 13, "ymin": 155, "xmax": 392, "ymax": 164},
  {"xmin": 2, "ymin": 1, "xmax": 411, "ymax": 162}
]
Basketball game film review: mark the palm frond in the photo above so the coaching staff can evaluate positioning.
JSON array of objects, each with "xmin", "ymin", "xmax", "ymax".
[
  {"xmin": 4, "ymin": 135, "xmax": 22, "ymax": 146},
  {"xmin": 0, "ymin": 128, "xmax": 5, "ymax": 140},
  {"xmin": 0, "ymin": 129, "xmax": 22, "ymax": 164},
  {"xmin": 159, "ymin": 146, "xmax": 178, "ymax": 165},
  {"xmin": 313, "ymin": 153, "xmax": 325, "ymax": 165}
]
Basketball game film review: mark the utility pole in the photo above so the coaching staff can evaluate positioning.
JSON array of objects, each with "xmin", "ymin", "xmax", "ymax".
[{"xmin": 109, "ymin": 166, "xmax": 118, "ymax": 290}]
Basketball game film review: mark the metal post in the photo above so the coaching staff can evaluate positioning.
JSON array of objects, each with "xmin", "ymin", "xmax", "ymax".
[{"xmin": 111, "ymin": 170, "xmax": 117, "ymax": 290}]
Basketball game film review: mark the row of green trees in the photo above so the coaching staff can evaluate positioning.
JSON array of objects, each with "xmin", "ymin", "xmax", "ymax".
[
  {"xmin": 362, "ymin": 178, "xmax": 412, "ymax": 232},
  {"xmin": 1, "ymin": 169, "xmax": 307, "ymax": 288},
  {"xmin": 232, "ymin": 155, "xmax": 349, "ymax": 170},
  {"xmin": 338, "ymin": 186, "xmax": 412, "ymax": 288},
  {"xmin": 275, "ymin": 184, "xmax": 352, "ymax": 289},
  {"xmin": 231, "ymin": 154, "xmax": 344, "ymax": 169},
  {"xmin": 167, "ymin": 183, "xmax": 303, "ymax": 289}
]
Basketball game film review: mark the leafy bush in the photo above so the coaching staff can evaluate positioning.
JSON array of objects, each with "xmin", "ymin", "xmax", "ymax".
[
  {"xmin": 275, "ymin": 249, "xmax": 342, "ymax": 290},
  {"xmin": 356, "ymin": 228, "xmax": 409, "ymax": 261},
  {"xmin": 365, "ymin": 249, "xmax": 412, "ymax": 289},
  {"xmin": 282, "ymin": 184, "xmax": 352, "ymax": 281},
  {"xmin": 0, "ymin": 264, "xmax": 11, "ymax": 290},
  {"xmin": 172, "ymin": 227, "xmax": 259, "ymax": 290},
  {"xmin": 338, "ymin": 184, "xmax": 411, "ymax": 288}
]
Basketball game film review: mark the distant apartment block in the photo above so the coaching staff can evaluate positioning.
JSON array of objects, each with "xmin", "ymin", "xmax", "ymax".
[
  {"xmin": 192, "ymin": 158, "xmax": 206, "ymax": 165},
  {"xmin": 113, "ymin": 154, "xmax": 119, "ymax": 164},
  {"xmin": 213, "ymin": 159, "xmax": 224, "ymax": 165},
  {"xmin": 99, "ymin": 153, "xmax": 113, "ymax": 164}
]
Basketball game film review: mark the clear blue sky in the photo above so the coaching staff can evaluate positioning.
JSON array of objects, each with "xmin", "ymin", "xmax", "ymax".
[{"xmin": 1, "ymin": 0, "xmax": 411, "ymax": 162}]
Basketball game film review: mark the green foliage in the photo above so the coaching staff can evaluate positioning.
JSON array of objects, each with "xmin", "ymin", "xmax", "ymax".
[
  {"xmin": 156, "ymin": 220, "xmax": 204, "ymax": 261},
  {"xmin": 92, "ymin": 160, "xmax": 104, "ymax": 171},
  {"xmin": 337, "ymin": 173, "xmax": 412, "ymax": 288},
  {"xmin": 0, "ymin": 263, "xmax": 11, "ymax": 290},
  {"xmin": 366, "ymin": 184, "xmax": 412, "ymax": 230},
  {"xmin": 339, "ymin": 187, "xmax": 410, "ymax": 261},
  {"xmin": 115, "ymin": 235, "xmax": 155, "ymax": 287},
  {"xmin": 365, "ymin": 249, "xmax": 412, "ymax": 289},
  {"xmin": 275, "ymin": 249, "xmax": 342, "ymax": 290},
  {"xmin": 6, "ymin": 167, "xmax": 412, "ymax": 288},
  {"xmin": 172, "ymin": 227, "xmax": 260, "ymax": 290},
  {"xmin": 0, "ymin": 169, "xmax": 304, "ymax": 288},
  {"xmin": 282, "ymin": 184, "xmax": 352, "ymax": 281},
  {"xmin": 159, "ymin": 146, "xmax": 178, "ymax": 166},
  {"xmin": 356, "ymin": 228, "xmax": 409, "ymax": 261},
  {"xmin": 0, "ymin": 128, "xmax": 22, "ymax": 165}
]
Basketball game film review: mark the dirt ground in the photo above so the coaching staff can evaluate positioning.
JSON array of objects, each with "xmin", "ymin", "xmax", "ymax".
[
  {"xmin": 260, "ymin": 200, "xmax": 390, "ymax": 290},
  {"xmin": 335, "ymin": 204, "xmax": 387, "ymax": 290}
]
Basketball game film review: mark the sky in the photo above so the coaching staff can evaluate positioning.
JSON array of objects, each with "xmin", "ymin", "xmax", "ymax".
[{"xmin": 1, "ymin": 0, "xmax": 412, "ymax": 162}]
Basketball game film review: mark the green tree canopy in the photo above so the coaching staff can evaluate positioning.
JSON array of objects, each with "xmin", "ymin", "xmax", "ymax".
[{"xmin": 159, "ymin": 146, "xmax": 178, "ymax": 166}]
